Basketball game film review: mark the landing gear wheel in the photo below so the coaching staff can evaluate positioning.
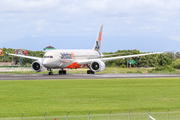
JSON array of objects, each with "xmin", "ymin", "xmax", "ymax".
[
  {"xmin": 87, "ymin": 70, "xmax": 95, "ymax": 74},
  {"xmin": 49, "ymin": 72, "xmax": 53, "ymax": 75},
  {"xmin": 59, "ymin": 70, "xmax": 62, "ymax": 74},
  {"xmin": 87, "ymin": 70, "xmax": 91, "ymax": 74},
  {"xmin": 59, "ymin": 70, "xmax": 66, "ymax": 75},
  {"xmin": 62, "ymin": 70, "xmax": 66, "ymax": 75},
  {"xmin": 91, "ymin": 71, "xmax": 95, "ymax": 74},
  {"xmin": 48, "ymin": 68, "xmax": 53, "ymax": 75}
]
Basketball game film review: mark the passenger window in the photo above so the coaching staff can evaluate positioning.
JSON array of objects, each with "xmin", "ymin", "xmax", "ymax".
[{"xmin": 44, "ymin": 56, "xmax": 53, "ymax": 58}]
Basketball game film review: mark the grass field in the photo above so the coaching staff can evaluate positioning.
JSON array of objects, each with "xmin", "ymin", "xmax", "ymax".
[{"xmin": 0, "ymin": 78, "xmax": 180, "ymax": 118}]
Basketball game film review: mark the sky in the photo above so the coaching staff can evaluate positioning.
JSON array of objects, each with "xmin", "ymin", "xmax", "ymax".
[{"xmin": 0, "ymin": 0, "xmax": 180, "ymax": 52}]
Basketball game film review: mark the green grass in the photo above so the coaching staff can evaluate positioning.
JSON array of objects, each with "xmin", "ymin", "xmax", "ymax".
[{"xmin": 0, "ymin": 78, "xmax": 180, "ymax": 118}]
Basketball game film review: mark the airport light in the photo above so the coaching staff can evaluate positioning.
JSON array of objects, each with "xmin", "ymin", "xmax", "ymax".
[
  {"xmin": 21, "ymin": 112, "xmax": 24, "ymax": 120},
  {"xmin": 108, "ymin": 110, "xmax": 112, "ymax": 120},
  {"xmin": 88, "ymin": 110, "xmax": 91, "ymax": 120},
  {"xmin": 44, "ymin": 111, "xmax": 47, "ymax": 120},
  {"xmin": 148, "ymin": 108, "xmax": 152, "ymax": 120},
  {"xmin": 167, "ymin": 108, "xmax": 171, "ymax": 120},
  {"xmin": 128, "ymin": 109, "xmax": 133, "ymax": 120},
  {"xmin": 66, "ymin": 111, "xmax": 70, "ymax": 120}
]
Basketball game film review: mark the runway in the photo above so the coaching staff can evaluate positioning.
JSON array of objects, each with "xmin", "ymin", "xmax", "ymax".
[{"xmin": 0, "ymin": 73, "xmax": 180, "ymax": 80}]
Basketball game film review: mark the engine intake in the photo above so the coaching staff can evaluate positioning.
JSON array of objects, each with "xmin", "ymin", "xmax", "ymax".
[
  {"xmin": 90, "ymin": 60, "xmax": 105, "ymax": 72},
  {"xmin": 31, "ymin": 61, "xmax": 45, "ymax": 72}
]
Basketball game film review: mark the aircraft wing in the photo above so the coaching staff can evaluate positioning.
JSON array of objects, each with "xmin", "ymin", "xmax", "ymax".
[
  {"xmin": 100, "ymin": 52, "xmax": 163, "ymax": 62},
  {"xmin": 101, "ymin": 53, "xmax": 129, "ymax": 57},
  {"xmin": 7, "ymin": 53, "xmax": 41, "ymax": 60},
  {"xmin": 77, "ymin": 52, "xmax": 164, "ymax": 65}
]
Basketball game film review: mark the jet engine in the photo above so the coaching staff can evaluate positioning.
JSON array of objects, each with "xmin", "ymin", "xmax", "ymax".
[
  {"xmin": 31, "ymin": 61, "xmax": 45, "ymax": 72},
  {"xmin": 90, "ymin": 60, "xmax": 105, "ymax": 72}
]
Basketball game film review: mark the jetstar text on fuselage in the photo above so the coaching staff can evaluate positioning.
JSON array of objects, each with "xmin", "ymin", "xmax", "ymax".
[{"xmin": 60, "ymin": 53, "xmax": 75, "ymax": 59}]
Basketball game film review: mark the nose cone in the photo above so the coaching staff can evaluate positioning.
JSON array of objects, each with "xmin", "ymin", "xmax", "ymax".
[{"xmin": 43, "ymin": 59, "xmax": 51, "ymax": 68}]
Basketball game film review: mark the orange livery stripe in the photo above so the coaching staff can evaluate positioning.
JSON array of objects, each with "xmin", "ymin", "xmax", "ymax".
[{"xmin": 65, "ymin": 62, "xmax": 81, "ymax": 68}]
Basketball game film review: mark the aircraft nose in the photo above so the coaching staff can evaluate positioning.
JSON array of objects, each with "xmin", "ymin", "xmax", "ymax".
[{"xmin": 43, "ymin": 59, "xmax": 51, "ymax": 68}]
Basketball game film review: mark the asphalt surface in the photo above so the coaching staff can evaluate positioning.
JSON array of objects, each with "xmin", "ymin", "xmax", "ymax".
[{"xmin": 0, "ymin": 73, "xmax": 180, "ymax": 80}]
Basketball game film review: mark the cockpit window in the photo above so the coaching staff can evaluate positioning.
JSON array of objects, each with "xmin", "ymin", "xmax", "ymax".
[{"xmin": 44, "ymin": 56, "xmax": 53, "ymax": 58}]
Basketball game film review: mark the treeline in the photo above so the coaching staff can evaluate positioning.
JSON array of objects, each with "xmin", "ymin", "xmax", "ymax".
[
  {"xmin": 104, "ymin": 50, "xmax": 180, "ymax": 68},
  {"xmin": 0, "ymin": 48, "xmax": 44, "ymax": 66},
  {"xmin": 0, "ymin": 47, "xmax": 180, "ymax": 68}
]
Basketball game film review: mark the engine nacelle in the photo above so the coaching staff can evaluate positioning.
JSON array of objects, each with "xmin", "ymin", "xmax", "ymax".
[
  {"xmin": 31, "ymin": 61, "xmax": 45, "ymax": 72},
  {"xmin": 90, "ymin": 60, "xmax": 105, "ymax": 72}
]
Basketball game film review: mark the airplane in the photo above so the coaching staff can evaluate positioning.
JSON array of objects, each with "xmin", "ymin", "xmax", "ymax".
[{"xmin": 7, "ymin": 25, "xmax": 164, "ymax": 75}]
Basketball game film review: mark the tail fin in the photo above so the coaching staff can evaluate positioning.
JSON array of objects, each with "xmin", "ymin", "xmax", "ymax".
[{"xmin": 93, "ymin": 25, "xmax": 103, "ymax": 52}]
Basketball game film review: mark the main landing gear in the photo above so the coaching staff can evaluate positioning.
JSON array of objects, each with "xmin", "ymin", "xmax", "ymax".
[
  {"xmin": 47, "ymin": 68, "xmax": 66, "ymax": 75},
  {"xmin": 59, "ymin": 70, "xmax": 66, "ymax": 75},
  {"xmin": 87, "ymin": 70, "xmax": 95, "ymax": 74}
]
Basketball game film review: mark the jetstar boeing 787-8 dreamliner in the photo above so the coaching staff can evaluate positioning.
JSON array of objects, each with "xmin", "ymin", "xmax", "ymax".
[{"xmin": 8, "ymin": 25, "xmax": 164, "ymax": 75}]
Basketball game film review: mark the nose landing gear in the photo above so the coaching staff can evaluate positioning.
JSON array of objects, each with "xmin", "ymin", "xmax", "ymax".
[
  {"xmin": 47, "ymin": 68, "xmax": 53, "ymax": 75},
  {"xmin": 49, "ymin": 71, "xmax": 53, "ymax": 75}
]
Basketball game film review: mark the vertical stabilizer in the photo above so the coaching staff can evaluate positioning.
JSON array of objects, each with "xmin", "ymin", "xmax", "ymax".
[{"xmin": 93, "ymin": 25, "xmax": 103, "ymax": 52}]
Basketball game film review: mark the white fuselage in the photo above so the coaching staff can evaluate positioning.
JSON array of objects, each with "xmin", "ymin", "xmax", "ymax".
[{"xmin": 42, "ymin": 49, "xmax": 102, "ymax": 69}]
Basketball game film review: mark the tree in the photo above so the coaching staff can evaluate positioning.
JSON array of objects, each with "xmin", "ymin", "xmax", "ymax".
[
  {"xmin": 158, "ymin": 54, "xmax": 172, "ymax": 66},
  {"xmin": 172, "ymin": 59, "xmax": 180, "ymax": 69}
]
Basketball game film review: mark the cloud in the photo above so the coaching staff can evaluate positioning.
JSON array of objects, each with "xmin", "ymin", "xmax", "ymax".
[
  {"xmin": 33, "ymin": 20, "xmax": 48, "ymax": 32},
  {"xmin": 0, "ymin": 0, "xmax": 59, "ymax": 12},
  {"xmin": 168, "ymin": 36, "xmax": 180, "ymax": 42},
  {"xmin": 139, "ymin": 26, "xmax": 157, "ymax": 31},
  {"xmin": 0, "ymin": 0, "xmax": 180, "ymax": 43},
  {"xmin": 31, "ymin": 35, "xmax": 36, "ymax": 37},
  {"xmin": 1, "ymin": 0, "xmax": 180, "ymax": 15}
]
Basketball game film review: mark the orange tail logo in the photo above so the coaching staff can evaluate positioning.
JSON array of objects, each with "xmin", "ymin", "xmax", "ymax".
[{"xmin": 98, "ymin": 33, "xmax": 101, "ymax": 42}]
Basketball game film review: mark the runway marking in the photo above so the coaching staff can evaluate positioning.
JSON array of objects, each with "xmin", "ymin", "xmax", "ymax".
[{"xmin": 11, "ymin": 75, "xmax": 24, "ymax": 76}]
